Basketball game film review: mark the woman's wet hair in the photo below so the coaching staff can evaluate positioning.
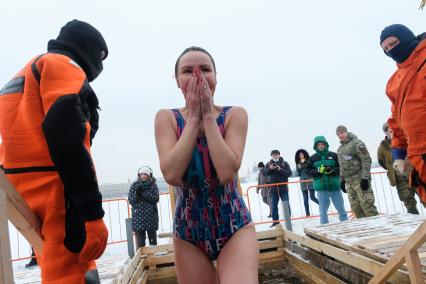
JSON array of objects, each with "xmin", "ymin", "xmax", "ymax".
[{"xmin": 174, "ymin": 46, "xmax": 216, "ymax": 77}]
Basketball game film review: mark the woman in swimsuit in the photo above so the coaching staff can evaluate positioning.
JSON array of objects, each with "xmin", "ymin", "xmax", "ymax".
[{"xmin": 154, "ymin": 46, "xmax": 258, "ymax": 284}]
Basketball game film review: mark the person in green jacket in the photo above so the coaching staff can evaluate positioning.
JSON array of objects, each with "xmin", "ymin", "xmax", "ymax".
[
  {"xmin": 378, "ymin": 123, "xmax": 419, "ymax": 214},
  {"xmin": 336, "ymin": 125, "xmax": 379, "ymax": 218},
  {"xmin": 307, "ymin": 136, "xmax": 348, "ymax": 224}
]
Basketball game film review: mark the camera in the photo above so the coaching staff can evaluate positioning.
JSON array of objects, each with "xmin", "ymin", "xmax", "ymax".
[{"xmin": 271, "ymin": 161, "xmax": 280, "ymax": 169}]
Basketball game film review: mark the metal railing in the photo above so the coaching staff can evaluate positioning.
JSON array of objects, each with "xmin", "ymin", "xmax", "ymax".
[{"xmin": 244, "ymin": 171, "xmax": 425, "ymax": 227}]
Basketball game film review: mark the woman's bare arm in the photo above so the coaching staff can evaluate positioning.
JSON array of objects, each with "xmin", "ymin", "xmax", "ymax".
[
  {"xmin": 154, "ymin": 109, "xmax": 200, "ymax": 186},
  {"xmin": 203, "ymin": 107, "xmax": 248, "ymax": 184}
]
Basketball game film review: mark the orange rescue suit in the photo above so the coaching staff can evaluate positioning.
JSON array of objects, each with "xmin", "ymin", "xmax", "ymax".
[
  {"xmin": 386, "ymin": 39, "xmax": 426, "ymax": 203},
  {"xmin": 0, "ymin": 53, "xmax": 106, "ymax": 283}
]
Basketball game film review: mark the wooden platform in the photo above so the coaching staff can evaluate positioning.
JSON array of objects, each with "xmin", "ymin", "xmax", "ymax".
[
  {"xmin": 116, "ymin": 227, "xmax": 288, "ymax": 284},
  {"xmin": 282, "ymin": 214, "xmax": 426, "ymax": 284},
  {"xmin": 305, "ymin": 214, "xmax": 426, "ymax": 273},
  {"xmin": 117, "ymin": 214, "xmax": 426, "ymax": 284}
]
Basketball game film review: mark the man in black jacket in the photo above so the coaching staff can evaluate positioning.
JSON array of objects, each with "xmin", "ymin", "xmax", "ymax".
[{"xmin": 263, "ymin": 150, "xmax": 292, "ymax": 226}]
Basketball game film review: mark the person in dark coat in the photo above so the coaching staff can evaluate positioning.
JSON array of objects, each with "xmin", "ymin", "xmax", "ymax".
[
  {"xmin": 263, "ymin": 150, "xmax": 292, "ymax": 227},
  {"xmin": 128, "ymin": 166, "xmax": 160, "ymax": 249},
  {"xmin": 295, "ymin": 149, "xmax": 319, "ymax": 216}
]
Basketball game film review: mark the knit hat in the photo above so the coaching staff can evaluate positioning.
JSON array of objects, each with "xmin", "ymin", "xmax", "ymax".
[
  {"xmin": 48, "ymin": 19, "xmax": 108, "ymax": 82},
  {"xmin": 138, "ymin": 166, "xmax": 153, "ymax": 177},
  {"xmin": 380, "ymin": 24, "xmax": 419, "ymax": 63},
  {"xmin": 271, "ymin": 150, "xmax": 280, "ymax": 156},
  {"xmin": 336, "ymin": 125, "xmax": 348, "ymax": 134}
]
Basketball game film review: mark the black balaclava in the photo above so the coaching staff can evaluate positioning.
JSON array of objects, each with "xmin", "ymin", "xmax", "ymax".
[
  {"xmin": 47, "ymin": 19, "xmax": 108, "ymax": 82},
  {"xmin": 380, "ymin": 24, "xmax": 419, "ymax": 63}
]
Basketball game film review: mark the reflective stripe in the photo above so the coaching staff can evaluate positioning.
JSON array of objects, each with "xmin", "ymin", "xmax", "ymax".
[{"xmin": 0, "ymin": 76, "xmax": 25, "ymax": 95}]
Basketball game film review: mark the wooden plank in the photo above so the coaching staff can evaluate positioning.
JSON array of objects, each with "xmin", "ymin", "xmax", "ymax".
[
  {"xmin": 293, "ymin": 245, "xmax": 373, "ymax": 284},
  {"xmin": 141, "ymin": 244, "xmax": 173, "ymax": 255},
  {"xmin": 256, "ymin": 227, "xmax": 283, "ymax": 240},
  {"xmin": 0, "ymin": 170, "xmax": 43, "ymax": 253},
  {"xmin": 284, "ymin": 229, "xmax": 410, "ymax": 284},
  {"xmin": 148, "ymin": 266, "xmax": 176, "ymax": 280},
  {"xmin": 259, "ymin": 250, "xmax": 284, "ymax": 262},
  {"xmin": 0, "ymin": 189, "xmax": 14, "ymax": 284},
  {"xmin": 118, "ymin": 248, "xmax": 143, "ymax": 284},
  {"xmin": 369, "ymin": 220, "xmax": 426, "ymax": 284},
  {"xmin": 129, "ymin": 259, "xmax": 146, "ymax": 284},
  {"xmin": 358, "ymin": 236, "xmax": 410, "ymax": 249},
  {"xmin": 258, "ymin": 239, "xmax": 284, "ymax": 251},
  {"xmin": 135, "ymin": 271, "xmax": 148, "ymax": 284},
  {"xmin": 143, "ymin": 248, "xmax": 282, "ymax": 280},
  {"xmin": 143, "ymin": 254, "xmax": 175, "ymax": 266},
  {"xmin": 285, "ymin": 251, "xmax": 345, "ymax": 284},
  {"xmin": 306, "ymin": 229, "xmax": 400, "ymax": 264},
  {"xmin": 405, "ymin": 251, "xmax": 424, "ymax": 284}
]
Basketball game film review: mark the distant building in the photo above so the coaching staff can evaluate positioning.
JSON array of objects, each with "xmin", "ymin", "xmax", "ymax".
[{"xmin": 99, "ymin": 177, "xmax": 169, "ymax": 199}]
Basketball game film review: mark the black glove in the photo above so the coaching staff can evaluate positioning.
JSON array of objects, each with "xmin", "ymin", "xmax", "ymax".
[
  {"xmin": 340, "ymin": 180, "xmax": 347, "ymax": 193},
  {"xmin": 324, "ymin": 166, "xmax": 334, "ymax": 174},
  {"xmin": 360, "ymin": 179, "xmax": 369, "ymax": 191}
]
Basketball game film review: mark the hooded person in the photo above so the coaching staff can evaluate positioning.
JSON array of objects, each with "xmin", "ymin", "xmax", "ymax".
[
  {"xmin": 380, "ymin": 24, "xmax": 426, "ymax": 205},
  {"xmin": 0, "ymin": 19, "xmax": 108, "ymax": 283},
  {"xmin": 294, "ymin": 149, "xmax": 319, "ymax": 216},
  {"xmin": 307, "ymin": 136, "xmax": 348, "ymax": 224},
  {"xmin": 336, "ymin": 126, "xmax": 379, "ymax": 218}
]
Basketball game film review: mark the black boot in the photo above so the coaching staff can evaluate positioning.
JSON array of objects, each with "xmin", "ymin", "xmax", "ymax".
[{"xmin": 25, "ymin": 257, "xmax": 38, "ymax": 268}]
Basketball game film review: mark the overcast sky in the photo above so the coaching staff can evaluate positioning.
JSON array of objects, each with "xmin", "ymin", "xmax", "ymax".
[{"xmin": 0, "ymin": 1, "xmax": 424, "ymax": 183}]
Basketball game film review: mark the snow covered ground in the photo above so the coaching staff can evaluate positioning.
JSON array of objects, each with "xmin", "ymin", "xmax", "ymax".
[{"xmin": 10, "ymin": 168, "xmax": 425, "ymax": 283}]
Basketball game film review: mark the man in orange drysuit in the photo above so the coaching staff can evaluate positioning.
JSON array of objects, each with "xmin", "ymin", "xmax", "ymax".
[
  {"xmin": 0, "ymin": 19, "xmax": 109, "ymax": 283},
  {"xmin": 380, "ymin": 24, "xmax": 426, "ymax": 204}
]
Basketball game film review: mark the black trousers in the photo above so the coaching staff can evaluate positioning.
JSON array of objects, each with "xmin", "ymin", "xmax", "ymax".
[{"xmin": 135, "ymin": 230, "xmax": 157, "ymax": 249}]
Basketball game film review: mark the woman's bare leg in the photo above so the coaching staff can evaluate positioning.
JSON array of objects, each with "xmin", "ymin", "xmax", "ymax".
[
  {"xmin": 217, "ymin": 225, "xmax": 259, "ymax": 284},
  {"xmin": 173, "ymin": 236, "xmax": 218, "ymax": 284}
]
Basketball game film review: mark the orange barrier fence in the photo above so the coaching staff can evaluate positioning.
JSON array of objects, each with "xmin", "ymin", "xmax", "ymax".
[
  {"xmin": 11, "ymin": 198, "xmax": 131, "ymax": 262},
  {"xmin": 245, "ymin": 179, "xmax": 354, "ymax": 226},
  {"xmin": 11, "ymin": 171, "xmax": 425, "ymax": 262},
  {"xmin": 244, "ymin": 171, "xmax": 425, "ymax": 227}
]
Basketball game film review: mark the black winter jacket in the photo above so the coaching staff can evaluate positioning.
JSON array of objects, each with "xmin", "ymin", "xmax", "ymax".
[
  {"xmin": 128, "ymin": 179, "xmax": 159, "ymax": 232},
  {"xmin": 263, "ymin": 157, "xmax": 292, "ymax": 190}
]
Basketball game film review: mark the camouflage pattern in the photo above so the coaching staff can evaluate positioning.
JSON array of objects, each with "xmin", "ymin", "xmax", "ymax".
[
  {"xmin": 377, "ymin": 138, "xmax": 397, "ymax": 186},
  {"xmin": 337, "ymin": 132, "xmax": 372, "ymax": 180},
  {"xmin": 345, "ymin": 177, "xmax": 378, "ymax": 218},
  {"xmin": 377, "ymin": 138, "xmax": 419, "ymax": 214},
  {"xmin": 395, "ymin": 174, "xmax": 419, "ymax": 214},
  {"xmin": 338, "ymin": 132, "xmax": 377, "ymax": 218}
]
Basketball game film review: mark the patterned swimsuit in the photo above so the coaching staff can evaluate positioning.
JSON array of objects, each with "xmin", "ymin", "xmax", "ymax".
[{"xmin": 172, "ymin": 106, "xmax": 252, "ymax": 260}]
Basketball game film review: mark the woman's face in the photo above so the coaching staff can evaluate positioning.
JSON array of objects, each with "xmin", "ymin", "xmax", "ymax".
[
  {"xmin": 299, "ymin": 152, "xmax": 305, "ymax": 159},
  {"xmin": 140, "ymin": 173, "xmax": 149, "ymax": 181},
  {"xmin": 176, "ymin": 51, "xmax": 217, "ymax": 96}
]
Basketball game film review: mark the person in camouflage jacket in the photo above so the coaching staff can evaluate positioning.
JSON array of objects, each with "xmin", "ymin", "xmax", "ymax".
[
  {"xmin": 336, "ymin": 125, "xmax": 378, "ymax": 218},
  {"xmin": 378, "ymin": 123, "xmax": 418, "ymax": 214}
]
